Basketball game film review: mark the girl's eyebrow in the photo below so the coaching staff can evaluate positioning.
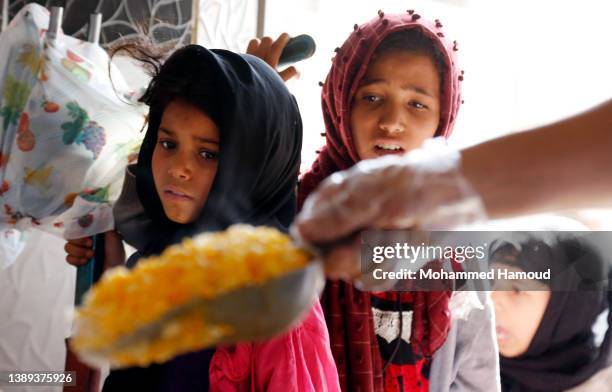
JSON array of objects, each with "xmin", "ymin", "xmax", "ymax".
[
  {"xmin": 401, "ymin": 84, "xmax": 434, "ymax": 98},
  {"xmin": 159, "ymin": 126, "xmax": 219, "ymax": 145},
  {"xmin": 194, "ymin": 136, "xmax": 219, "ymax": 145},
  {"xmin": 359, "ymin": 78, "xmax": 434, "ymax": 98}
]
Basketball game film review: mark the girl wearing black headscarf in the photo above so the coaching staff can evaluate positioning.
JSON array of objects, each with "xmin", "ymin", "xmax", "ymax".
[
  {"xmin": 490, "ymin": 235, "xmax": 612, "ymax": 392},
  {"xmin": 70, "ymin": 44, "xmax": 339, "ymax": 391}
]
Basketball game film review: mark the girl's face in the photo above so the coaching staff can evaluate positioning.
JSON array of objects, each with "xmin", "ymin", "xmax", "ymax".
[
  {"xmin": 152, "ymin": 99, "xmax": 220, "ymax": 224},
  {"xmin": 491, "ymin": 264, "xmax": 551, "ymax": 358},
  {"xmin": 351, "ymin": 50, "xmax": 441, "ymax": 160}
]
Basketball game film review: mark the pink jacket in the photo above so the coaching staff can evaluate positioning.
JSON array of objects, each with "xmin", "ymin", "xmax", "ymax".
[{"xmin": 210, "ymin": 300, "xmax": 340, "ymax": 391}]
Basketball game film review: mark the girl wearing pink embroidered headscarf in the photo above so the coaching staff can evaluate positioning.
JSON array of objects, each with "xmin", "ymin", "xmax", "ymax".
[{"xmin": 293, "ymin": 10, "xmax": 488, "ymax": 392}]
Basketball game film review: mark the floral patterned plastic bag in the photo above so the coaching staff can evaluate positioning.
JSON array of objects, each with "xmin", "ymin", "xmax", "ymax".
[{"xmin": 0, "ymin": 4, "xmax": 145, "ymax": 267}]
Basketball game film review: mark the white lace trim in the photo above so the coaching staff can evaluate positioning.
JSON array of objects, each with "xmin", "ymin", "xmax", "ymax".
[
  {"xmin": 372, "ymin": 307, "xmax": 413, "ymax": 344},
  {"xmin": 372, "ymin": 292, "xmax": 484, "ymax": 345}
]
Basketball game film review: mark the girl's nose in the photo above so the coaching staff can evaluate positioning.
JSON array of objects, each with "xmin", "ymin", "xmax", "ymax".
[
  {"xmin": 379, "ymin": 104, "xmax": 405, "ymax": 134},
  {"xmin": 168, "ymin": 157, "xmax": 193, "ymax": 180}
]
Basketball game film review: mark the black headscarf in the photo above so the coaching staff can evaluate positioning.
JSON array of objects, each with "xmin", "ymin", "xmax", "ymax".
[
  {"xmin": 133, "ymin": 44, "xmax": 302, "ymax": 256},
  {"xmin": 491, "ymin": 235, "xmax": 612, "ymax": 392}
]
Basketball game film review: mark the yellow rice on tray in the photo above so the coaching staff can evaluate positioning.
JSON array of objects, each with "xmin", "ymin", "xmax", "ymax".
[{"xmin": 71, "ymin": 224, "xmax": 309, "ymax": 367}]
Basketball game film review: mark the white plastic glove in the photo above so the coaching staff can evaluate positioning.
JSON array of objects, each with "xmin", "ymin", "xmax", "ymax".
[{"xmin": 293, "ymin": 139, "xmax": 486, "ymax": 282}]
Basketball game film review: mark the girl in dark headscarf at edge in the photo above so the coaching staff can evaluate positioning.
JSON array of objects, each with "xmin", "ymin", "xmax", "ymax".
[
  {"xmin": 491, "ymin": 236, "xmax": 612, "ymax": 392},
  {"xmin": 67, "ymin": 43, "xmax": 340, "ymax": 391},
  {"xmin": 257, "ymin": 10, "xmax": 500, "ymax": 392}
]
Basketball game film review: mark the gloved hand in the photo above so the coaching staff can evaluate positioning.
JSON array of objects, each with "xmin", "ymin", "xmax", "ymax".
[{"xmin": 293, "ymin": 139, "xmax": 486, "ymax": 283}]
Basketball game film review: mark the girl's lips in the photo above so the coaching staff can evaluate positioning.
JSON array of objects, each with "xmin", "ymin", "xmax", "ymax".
[
  {"xmin": 373, "ymin": 146, "xmax": 405, "ymax": 157},
  {"xmin": 496, "ymin": 326, "xmax": 510, "ymax": 343},
  {"xmin": 163, "ymin": 186, "xmax": 193, "ymax": 201},
  {"xmin": 372, "ymin": 140, "xmax": 405, "ymax": 156}
]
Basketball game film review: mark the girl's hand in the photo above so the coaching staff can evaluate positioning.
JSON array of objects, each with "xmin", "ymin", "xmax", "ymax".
[
  {"xmin": 247, "ymin": 33, "xmax": 299, "ymax": 82},
  {"xmin": 64, "ymin": 231, "xmax": 126, "ymax": 268},
  {"xmin": 65, "ymin": 237, "xmax": 94, "ymax": 266}
]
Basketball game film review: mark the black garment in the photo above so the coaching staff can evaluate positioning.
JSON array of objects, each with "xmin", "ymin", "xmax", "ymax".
[
  {"xmin": 104, "ymin": 45, "xmax": 303, "ymax": 392},
  {"xmin": 370, "ymin": 296, "xmax": 424, "ymax": 367},
  {"xmin": 104, "ymin": 350, "xmax": 215, "ymax": 392},
  {"xmin": 493, "ymin": 236, "xmax": 612, "ymax": 392}
]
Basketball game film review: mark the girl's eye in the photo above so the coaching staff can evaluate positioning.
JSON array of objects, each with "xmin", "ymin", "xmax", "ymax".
[
  {"xmin": 199, "ymin": 150, "xmax": 218, "ymax": 160},
  {"xmin": 409, "ymin": 101, "xmax": 428, "ymax": 110},
  {"xmin": 363, "ymin": 95, "xmax": 381, "ymax": 103},
  {"xmin": 159, "ymin": 140, "xmax": 176, "ymax": 150}
]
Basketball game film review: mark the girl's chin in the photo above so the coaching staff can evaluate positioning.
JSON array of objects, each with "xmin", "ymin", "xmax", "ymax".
[
  {"xmin": 498, "ymin": 343, "xmax": 525, "ymax": 359},
  {"xmin": 163, "ymin": 207, "xmax": 197, "ymax": 224}
]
